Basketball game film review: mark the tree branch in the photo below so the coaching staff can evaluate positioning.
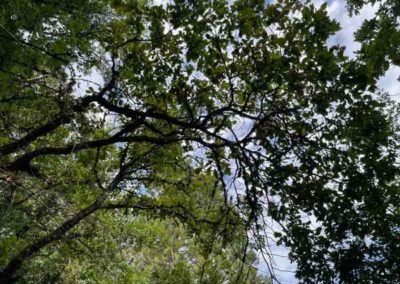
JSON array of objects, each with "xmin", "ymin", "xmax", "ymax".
[{"xmin": 0, "ymin": 161, "xmax": 131, "ymax": 283}]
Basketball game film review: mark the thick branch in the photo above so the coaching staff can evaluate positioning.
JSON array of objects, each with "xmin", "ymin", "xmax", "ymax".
[
  {"xmin": 0, "ymin": 165, "xmax": 128, "ymax": 283},
  {"xmin": 4, "ymin": 133, "xmax": 182, "ymax": 175},
  {"xmin": 0, "ymin": 79, "xmax": 116, "ymax": 157},
  {"xmin": 0, "ymin": 115, "xmax": 71, "ymax": 157}
]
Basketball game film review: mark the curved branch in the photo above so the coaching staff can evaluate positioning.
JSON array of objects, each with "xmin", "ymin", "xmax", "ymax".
[
  {"xmin": 4, "ymin": 133, "xmax": 183, "ymax": 175},
  {"xmin": 0, "ymin": 78, "xmax": 116, "ymax": 157},
  {"xmin": 0, "ymin": 162, "xmax": 131, "ymax": 283}
]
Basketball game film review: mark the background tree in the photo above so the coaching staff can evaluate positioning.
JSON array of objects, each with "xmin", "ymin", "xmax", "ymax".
[{"xmin": 1, "ymin": 0, "xmax": 399, "ymax": 283}]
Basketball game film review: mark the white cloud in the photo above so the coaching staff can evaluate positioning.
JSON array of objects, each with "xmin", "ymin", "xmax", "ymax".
[
  {"xmin": 73, "ymin": 67, "xmax": 104, "ymax": 97},
  {"xmin": 327, "ymin": 0, "xmax": 377, "ymax": 57},
  {"xmin": 260, "ymin": 243, "xmax": 297, "ymax": 283},
  {"xmin": 378, "ymin": 65, "xmax": 400, "ymax": 96}
]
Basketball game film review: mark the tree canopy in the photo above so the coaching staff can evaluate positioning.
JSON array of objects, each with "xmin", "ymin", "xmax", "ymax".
[{"xmin": 1, "ymin": 0, "xmax": 399, "ymax": 283}]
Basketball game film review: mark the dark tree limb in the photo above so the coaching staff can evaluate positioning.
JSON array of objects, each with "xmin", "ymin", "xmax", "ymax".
[
  {"xmin": 0, "ymin": 161, "xmax": 131, "ymax": 283},
  {"xmin": 0, "ymin": 77, "xmax": 116, "ymax": 157}
]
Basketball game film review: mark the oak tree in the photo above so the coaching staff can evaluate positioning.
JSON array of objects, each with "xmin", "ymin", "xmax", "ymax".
[{"xmin": 1, "ymin": 0, "xmax": 399, "ymax": 283}]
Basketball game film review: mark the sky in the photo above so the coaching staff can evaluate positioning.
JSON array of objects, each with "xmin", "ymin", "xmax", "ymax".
[{"xmin": 266, "ymin": 1, "xmax": 399, "ymax": 283}]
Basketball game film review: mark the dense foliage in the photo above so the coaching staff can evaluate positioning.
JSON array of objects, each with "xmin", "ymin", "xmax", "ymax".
[
  {"xmin": 347, "ymin": 0, "xmax": 400, "ymax": 79},
  {"xmin": 1, "ymin": 0, "xmax": 399, "ymax": 283}
]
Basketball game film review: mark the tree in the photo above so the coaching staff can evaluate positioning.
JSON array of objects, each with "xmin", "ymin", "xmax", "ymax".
[
  {"xmin": 347, "ymin": 0, "xmax": 400, "ymax": 81},
  {"xmin": 15, "ymin": 206, "xmax": 269, "ymax": 283},
  {"xmin": 0, "ymin": 0, "xmax": 399, "ymax": 283}
]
